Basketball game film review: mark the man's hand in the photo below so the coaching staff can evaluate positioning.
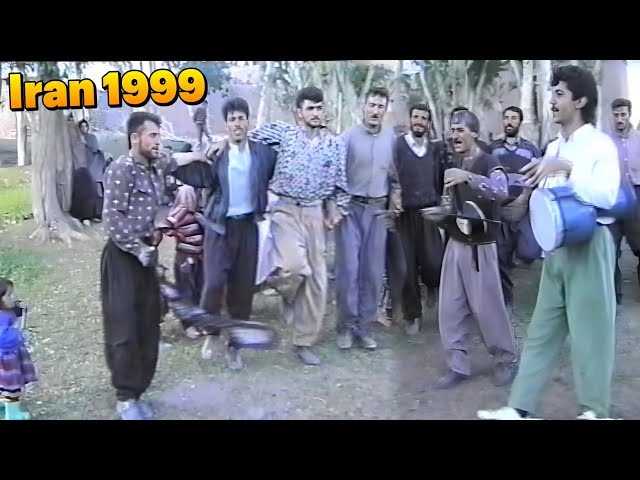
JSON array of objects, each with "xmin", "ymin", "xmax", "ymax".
[
  {"xmin": 205, "ymin": 139, "xmax": 228, "ymax": 161},
  {"xmin": 444, "ymin": 168, "xmax": 471, "ymax": 189},
  {"xmin": 151, "ymin": 230, "xmax": 163, "ymax": 247},
  {"xmin": 137, "ymin": 246, "xmax": 158, "ymax": 267},
  {"xmin": 324, "ymin": 211, "xmax": 344, "ymax": 230},
  {"xmin": 375, "ymin": 210, "xmax": 397, "ymax": 231},
  {"xmin": 323, "ymin": 199, "xmax": 344, "ymax": 230},
  {"xmin": 520, "ymin": 157, "xmax": 571, "ymax": 187},
  {"xmin": 388, "ymin": 190, "xmax": 403, "ymax": 216}
]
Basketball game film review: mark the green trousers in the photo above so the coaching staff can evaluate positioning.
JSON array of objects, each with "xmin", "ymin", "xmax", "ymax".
[{"xmin": 508, "ymin": 226, "xmax": 616, "ymax": 418}]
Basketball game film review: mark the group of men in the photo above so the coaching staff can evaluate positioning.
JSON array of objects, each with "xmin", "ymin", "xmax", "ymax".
[{"xmin": 99, "ymin": 63, "xmax": 635, "ymax": 420}]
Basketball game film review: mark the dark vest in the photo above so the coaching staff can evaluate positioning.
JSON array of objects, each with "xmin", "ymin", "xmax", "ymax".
[
  {"xmin": 395, "ymin": 137, "xmax": 443, "ymax": 209},
  {"xmin": 441, "ymin": 152, "xmax": 504, "ymax": 245}
]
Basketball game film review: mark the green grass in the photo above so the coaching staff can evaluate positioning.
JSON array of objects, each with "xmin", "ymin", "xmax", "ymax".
[
  {"xmin": 0, "ymin": 247, "xmax": 47, "ymax": 287},
  {"xmin": 0, "ymin": 167, "xmax": 32, "ymax": 224}
]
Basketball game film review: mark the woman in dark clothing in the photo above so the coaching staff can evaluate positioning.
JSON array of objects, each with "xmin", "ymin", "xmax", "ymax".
[{"xmin": 70, "ymin": 120, "xmax": 108, "ymax": 223}]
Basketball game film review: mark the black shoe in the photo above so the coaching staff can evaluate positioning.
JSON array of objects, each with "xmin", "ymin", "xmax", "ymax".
[{"xmin": 434, "ymin": 370, "xmax": 469, "ymax": 390}]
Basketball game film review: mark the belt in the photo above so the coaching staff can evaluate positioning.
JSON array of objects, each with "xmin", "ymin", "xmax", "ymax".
[
  {"xmin": 227, "ymin": 213, "xmax": 254, "ymax": 221},
  {"xmin": 352, "ymin": 195, "xmax": 387, "ymax": 205},
  {"xmin": 277, "ymin": 195, "xmax": 323, "ymax": 207}
]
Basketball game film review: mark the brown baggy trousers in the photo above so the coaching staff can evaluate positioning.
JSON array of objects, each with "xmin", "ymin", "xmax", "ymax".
[{"xmin": 267, "ymin": 198, "xmax": 327, "ymax": 347}]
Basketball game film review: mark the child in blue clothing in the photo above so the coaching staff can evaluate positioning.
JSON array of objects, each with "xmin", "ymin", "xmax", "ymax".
[{"xmin": 0, "ymin": 277, "xmax": 37, "ymax": 420}]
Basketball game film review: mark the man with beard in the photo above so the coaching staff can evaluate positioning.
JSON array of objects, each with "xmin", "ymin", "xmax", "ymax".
[
  {"xmin": 478, "ymin": 65, "xmax": 620, "ymax": 420},
  {"xmin": 101, "ymin": 112, "xmax": 205, "ymax": 420},
  {"xmin": 490, "ymin": 106, "xmax": 542, "ymax": 311},
  {"xmin": 606, "ymin": 98, "xmax": 640, "ymax": 304},
  {"xmin": 393, "ymin": 102, "xmax": 446, "ymax": 336},
  {"xmin": 425, "ymin": 109, "xmax": 519, "ymax": 390},
  {"xmin": 168, "ymin": 97, "xmax": 278, "ymax": 370},
  {"xmin": 245, "ymin": 87, "xmax": 349, "ymax": 365},
  {"xmin": 333, "ymin": 87, "xmax": 401, "ymax": 350}
]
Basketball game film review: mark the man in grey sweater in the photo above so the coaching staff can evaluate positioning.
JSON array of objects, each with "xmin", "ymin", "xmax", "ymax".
[{"xmin": 335, "ymin": 87, "xmax": 402, "ymax": 350}]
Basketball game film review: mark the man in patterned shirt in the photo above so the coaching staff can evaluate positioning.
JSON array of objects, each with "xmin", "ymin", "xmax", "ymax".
[
  {"xmin": 101, "ymin": 112, "xmax": 204, "ymax": 420},
  {"xmin": 247, "ymin": 86, "xmax": 349, "ymax": 365}
]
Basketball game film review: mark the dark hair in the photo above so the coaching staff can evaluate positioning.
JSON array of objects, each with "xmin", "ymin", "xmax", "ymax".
[
  {"xmin": 611, "ymin": 97, "xmax": 632, "ymax": 113},
  {"xmin": 365, "ymin": 86, "xmax": 390, "ymax": 103},
  {"xmin": 296, "ymin": 86, "xmax": 324, "ymax": 109},
  {"xmin": 126, "ymin": 111, "xmax": 162, "ymax": 149},
  {"xmin": 550, "ymin": 65, "xmax": 598, "ymax": 124},
  {"xmin": 450, "ymin": 109, "xmax": 480, "ymax": 134},
  {"xmin": 449, "ymin": 106, "xmax": 468, "ymax": 120},
  {"xmin": 78, "ymin": 119, "xmax": 89, "ymax": 129},
  {"xmin": 409, "ymin": 102, "xmax": 431, "ymax": 118},
  {"xmin": 502, "ymin": 105, "xmax": 524, "ymax": 123},
  {"xmin": 222, "ymin": 97, "xmax": 250, "ymax": 120},
  {"xmin": 0, "ymin": 277, "xmax": 14, "ymax": 311},
  {"xmin": 409, "ymin": 101, "xmax": 436, "ymax": 139}
]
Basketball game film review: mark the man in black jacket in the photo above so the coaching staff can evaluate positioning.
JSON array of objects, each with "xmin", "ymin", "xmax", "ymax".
[{"xmin": 169, "ymin": 97, "xmax": 277, "ymax": 370}]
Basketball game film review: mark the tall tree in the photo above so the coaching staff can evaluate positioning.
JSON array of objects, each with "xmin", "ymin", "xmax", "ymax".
[{"xmin": 14, "ymin": 62, "xmax": 89, "ymax": 244}]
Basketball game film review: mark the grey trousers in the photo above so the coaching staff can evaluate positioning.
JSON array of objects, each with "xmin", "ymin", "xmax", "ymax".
[
  {"xmin": 335, "ymin": 200, "xmax": 387, "ymax": 337},
  {"xmin": 438, "ymin": 239, "xmax": 517, "ymax": 375}
]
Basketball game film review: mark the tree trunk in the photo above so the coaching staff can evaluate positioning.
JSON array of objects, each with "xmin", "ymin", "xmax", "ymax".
[
  {"xmin": 256, "ymin": 61, "xmax": 273, "ymax": 127},
  {"xmin": 16, "ymin": 111, "xmax": 31, "ymax": 166},
  {"xmin": 520, "ymin": 60, "xmax": 537, "ymax": 142},
  {"xmin": 536, "ymin": 60, "xmax": 555, "ymax": 148},
  {"xmin": 29, "ymin": 107, "xmax": 87, "ymax": 245},
  {"xmin": 358, "ymin": 65, "xmax": 375, "ymax": 103},
  {"xmin": 418, "ymin": 68, "xmax": 442, "ymax": 137},
  {"xmin": 592, "ymin": 60, "xmax": 603, "ymax": 129},
  {"xmin": 599, "ymin": 60, "xmax": 629, "ymax": 131}
]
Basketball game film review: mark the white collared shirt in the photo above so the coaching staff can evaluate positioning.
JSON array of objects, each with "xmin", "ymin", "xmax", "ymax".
[
  {"xmin": 404, "ymin": 133, "xmax": 428, "ymax": 157},
  {"xmin": 227, "ymin": 141, "xmax": 254, "ymax": 217},
  {"xmin": 541, "ymin": 123, "xmax": 620, "ymax": 225}
]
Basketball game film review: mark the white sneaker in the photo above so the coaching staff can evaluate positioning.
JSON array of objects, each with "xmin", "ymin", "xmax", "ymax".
[
  {"xmin": 477, "ymin": 406, "xmax": 539, "ymax": 420},
  {"xmin": 576, "ymin": 410, "xmax": 620, "ymax": 420}
]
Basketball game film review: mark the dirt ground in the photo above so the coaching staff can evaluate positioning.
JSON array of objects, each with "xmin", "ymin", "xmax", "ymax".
[{"xmin": 2, "ymin": 215, "xmax": 640, "ymax": 420}]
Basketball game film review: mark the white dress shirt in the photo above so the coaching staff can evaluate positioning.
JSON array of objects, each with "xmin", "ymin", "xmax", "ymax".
[
  {"xmin": 227, "ymin": 142, "xmax": 254, "ymax": 217},
  {"xmin": 540, "ymin": 123, "xmax": 620, "ymax": 225}
]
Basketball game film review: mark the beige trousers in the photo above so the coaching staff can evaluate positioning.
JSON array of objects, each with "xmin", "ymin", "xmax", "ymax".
[{"xmin": 267, "ymin": 198, "xmax": 327, "ymax": 347}]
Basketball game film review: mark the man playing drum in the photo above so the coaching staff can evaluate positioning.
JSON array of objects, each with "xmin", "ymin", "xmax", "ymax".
[
  {"xmin": 425, "ymin": 110, "xmax": 519, "ymax": 390},
  {"xmin": 478, "ymin": 65, "xmax": 620, "ymax": 420}
]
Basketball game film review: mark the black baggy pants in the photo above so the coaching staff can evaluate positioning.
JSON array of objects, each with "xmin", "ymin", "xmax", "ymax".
[{"xmin": 100, "ymin": 239, "xmax": 161, "ymax": 402}]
